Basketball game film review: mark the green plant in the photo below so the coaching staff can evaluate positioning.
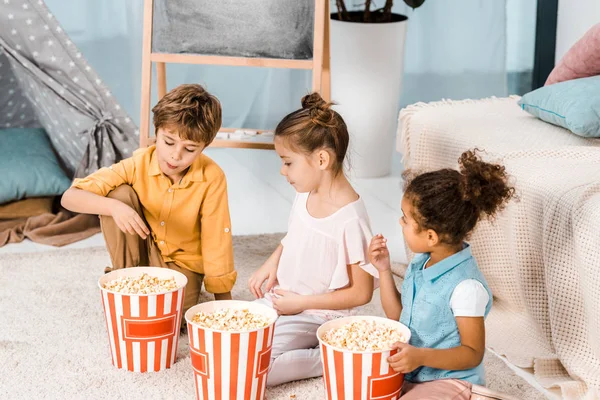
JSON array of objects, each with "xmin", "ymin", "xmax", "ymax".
[{"xmin": 334, "ymin": 0, "xmax": 426, "ymax": 23}]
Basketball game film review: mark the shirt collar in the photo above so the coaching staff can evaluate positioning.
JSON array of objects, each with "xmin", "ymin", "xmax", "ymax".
[
  {"xmin": 148, "ymin": 149, "xmax": 162, "ymax": 176},
  {"xmin": 421, "ymin": 243, "xmax": 472, "ymax": 281},
  {"xmin": 185, "ymin": 155, "xmax": 205, "ymax": 182}
]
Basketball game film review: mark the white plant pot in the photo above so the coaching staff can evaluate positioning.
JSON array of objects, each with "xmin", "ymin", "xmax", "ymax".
[{"xmin": 330, "ymin": 16, "xmax": 408, "ymax": 178}]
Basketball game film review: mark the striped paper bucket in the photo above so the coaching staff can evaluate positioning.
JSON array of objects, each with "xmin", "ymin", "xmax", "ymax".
[
  {"xmin": 98, "ymin": 267, "xmax": 188, "ymax": 372},
  {"xmin": 317, "ymin": 316, "xmax": 412, "ymax": 400},
  {"xmin": 185, "ymin": 300, "xmax": 278, "ymax": 400}
]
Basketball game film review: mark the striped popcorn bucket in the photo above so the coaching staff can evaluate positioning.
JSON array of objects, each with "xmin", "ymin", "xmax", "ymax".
[
  {"xmin": 317, "ymin": 316, "xmax": 412, "ymax": 400},
  {"xmin": 98, "ymin": 267, "xmax": 188, "ymax": 372},
  {"xmin": 185, "ymin": 300, "xmax": 278, "ymax": 400}
]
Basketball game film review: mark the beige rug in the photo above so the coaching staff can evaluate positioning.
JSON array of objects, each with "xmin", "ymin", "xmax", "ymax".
[{"xmin": 0, "ymin": 234, "xmax": 545, "ymax": 399}]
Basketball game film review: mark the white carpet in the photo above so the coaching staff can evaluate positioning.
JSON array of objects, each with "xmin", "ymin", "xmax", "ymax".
[{"xmin": 0, "ymin": 234, "xmax": 546, "ymax": 399}]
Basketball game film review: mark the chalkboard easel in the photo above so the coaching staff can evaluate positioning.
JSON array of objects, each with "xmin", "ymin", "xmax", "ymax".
[{"xmin": 139, "ymin": 0, "xmax": 331, "ymax": 150}]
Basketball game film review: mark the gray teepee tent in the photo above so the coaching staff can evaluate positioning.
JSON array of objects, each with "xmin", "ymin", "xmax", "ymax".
[{"xmin": 0, "ymin": 0, "xmax": 138, "ymax": 178}]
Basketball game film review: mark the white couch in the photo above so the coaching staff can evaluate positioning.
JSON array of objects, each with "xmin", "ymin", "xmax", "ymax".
[{"xmin": 397, "ymin": 96, "xmax": 600, "ymax": 400}]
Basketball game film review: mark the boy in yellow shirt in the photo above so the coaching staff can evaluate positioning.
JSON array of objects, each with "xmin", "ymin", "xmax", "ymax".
[{"xmin": 62, "ymin": 84, "xmax": 236, "ymax": 315}]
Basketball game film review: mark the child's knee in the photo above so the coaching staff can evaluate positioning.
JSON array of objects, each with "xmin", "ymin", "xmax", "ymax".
[
  {"xmin": 269, "ymin": 338, "xmax": 287, "ymax": 359},
  {"xmin": 269, "ymin": 328, "xmax": 304, "ymax": 358},
  {"xmin": 107, "ymin": 185, "xmax": 138, "ymax": 206}
]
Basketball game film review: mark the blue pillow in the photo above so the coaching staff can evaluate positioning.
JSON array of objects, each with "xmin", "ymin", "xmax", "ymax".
[
  {"xmin": 518, "ymin": 75, "xmax": 600, "ymax": 138},
  {"xmin": 0, "ymin": 128, "xmax": 72, "ymax": 204}
]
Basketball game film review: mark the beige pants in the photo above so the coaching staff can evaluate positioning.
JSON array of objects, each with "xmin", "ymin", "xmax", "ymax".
[{"xmin": 100, "ymin": 185, "xmax": 204, "ymax": 319}]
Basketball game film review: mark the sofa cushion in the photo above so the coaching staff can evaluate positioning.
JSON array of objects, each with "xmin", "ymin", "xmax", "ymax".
[
  {"xmin": 546, "ymin": 23, "xmax": 600, "ymax": 86},
  {"xmin": 518, "ymin": 75, "xmax": 600, "ymax": 138}
]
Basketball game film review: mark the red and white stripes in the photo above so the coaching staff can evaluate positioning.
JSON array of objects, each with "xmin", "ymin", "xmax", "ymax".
[
  {"xmin": 321, "ymin": 344, "xmax": 404, "ymax": 400},
  {"xmin": 317, "ymin": 316, "xmax": 411, "ymax": 400},
  {"xmin": 188, "ymin": 322, "xmax": 275, "ymax": 400},
  {"xmin": 100, "ymin": 287, "xmax": 185, "ymax": 372}
]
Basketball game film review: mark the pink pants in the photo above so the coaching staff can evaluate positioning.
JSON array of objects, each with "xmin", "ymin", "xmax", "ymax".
[
  {"xmin": 401, "ymin": 379, "xmax": 472, "ymax": 400},
  {"xmin": 401, "ymin": 380, "xmax": 510, "ymax": 400}
]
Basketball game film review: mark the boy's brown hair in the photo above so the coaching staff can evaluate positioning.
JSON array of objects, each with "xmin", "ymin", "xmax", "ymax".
[{"xmin": 152, "ymin": 84, "xmax": 222, "ymax": 145}]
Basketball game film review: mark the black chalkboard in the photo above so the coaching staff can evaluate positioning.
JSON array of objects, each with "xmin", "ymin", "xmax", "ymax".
[{"xmin": 152, "ymin": 0, "xmax": 315, "ymax": 60}]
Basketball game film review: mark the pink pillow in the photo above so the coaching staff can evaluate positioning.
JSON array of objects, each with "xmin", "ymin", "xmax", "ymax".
[{"xmin": 546, "ymin": 23, "xmax": 600, "ymax": 86}]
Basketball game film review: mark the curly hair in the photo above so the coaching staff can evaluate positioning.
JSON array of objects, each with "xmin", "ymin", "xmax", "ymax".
[{"xmin": 403, "ymin": 149, "xmax": 516, "ymax": 245}]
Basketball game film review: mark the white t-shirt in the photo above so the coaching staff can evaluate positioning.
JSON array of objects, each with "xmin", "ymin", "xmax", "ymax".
[
  {"xmin": 269, "ymin": 192, "xmax": 379, "ymax": 318},
  {"xmin": 450, "ymin": 279, "xmax": 490, "ymax": 317}
]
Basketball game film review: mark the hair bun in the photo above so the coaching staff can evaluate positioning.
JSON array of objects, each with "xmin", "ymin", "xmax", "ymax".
[
  {"xmin": 458, "ymin": 149, "xmax": 515, "ymax": 217},
  {"xmin": 301, "ymin": 92, "xmax": 327, "ymax": 110},
  {"xmin": 301, "ymin": 92, "xmax": 336, "ymax": 127}
]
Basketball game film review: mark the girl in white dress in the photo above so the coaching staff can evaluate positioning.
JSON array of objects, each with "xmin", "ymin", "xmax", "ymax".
[{"xmin": 248, "ymin": 92, "xmax": 379, "ymax": 386}]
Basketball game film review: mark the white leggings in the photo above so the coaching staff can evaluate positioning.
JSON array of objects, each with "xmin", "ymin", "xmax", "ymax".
[{"xmin": 254, "ymin": 298, "xmax": 329, "ymax": 386}]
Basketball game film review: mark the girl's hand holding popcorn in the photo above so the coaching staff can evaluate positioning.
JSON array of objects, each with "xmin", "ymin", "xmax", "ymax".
[
  {"xmin": 369, "ymin": 234, "xmax": 391, "ymax": 272},
  {"xmin": 387, "ymin": 342, "xmax": 423, "ymax": 374},
  {"xmin": 249, "ymin": 261, "xmax": 278, "ymax": 299},
  {"xmin": 272, "ymin": 289, "xmax": 306, "ymax": 315}
]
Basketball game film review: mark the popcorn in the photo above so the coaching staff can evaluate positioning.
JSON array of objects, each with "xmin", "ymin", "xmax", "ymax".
[
  {"xmin": 102, "ymin": 273, "xmax": 179, "ymax": 294},
  {"xmin": 191, "ymin": 308, "xmax": 272, "ymax": 331},
  {"xmin": 322, "ymin": 320, "xmax": 407, "ymax": 351}
]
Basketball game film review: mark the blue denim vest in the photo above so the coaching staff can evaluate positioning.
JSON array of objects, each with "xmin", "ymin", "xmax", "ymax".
[{"xmin": 400, "ymin": 244, "xmax": 492, "ymax": 385}]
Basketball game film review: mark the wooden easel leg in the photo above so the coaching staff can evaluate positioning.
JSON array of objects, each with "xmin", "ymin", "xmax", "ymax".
[
  {"xmin": 312, "ymin": 0, "xmax": 326, "ymax": 94},
  {"xmin": 157, "ymin": 62, "xmax": 167, "ymax": 100},
  {"xmin": 322, "ymin": 0, "xmax": 331, "ymax": 102},
  {"xmin": 139, "ymin": 0, "xmax": 155, "ymax": 148},
  {"xmin": 139, "ymin": 62, "xmax": 152, "ymax": 148}
]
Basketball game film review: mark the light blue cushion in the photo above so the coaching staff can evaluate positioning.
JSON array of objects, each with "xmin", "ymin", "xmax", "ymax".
[
  {"xmin": 0, "ymin": 128, "xmax": 72, "ymax": 204},
  {"xmin": 518, "ymin": 75, "xmax": 600, "ymax": 138}
]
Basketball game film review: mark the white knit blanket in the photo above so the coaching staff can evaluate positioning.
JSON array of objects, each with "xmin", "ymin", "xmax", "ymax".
[{"xmin": 397, "ymin": 97, "xmax": 600, "ymax": 400}]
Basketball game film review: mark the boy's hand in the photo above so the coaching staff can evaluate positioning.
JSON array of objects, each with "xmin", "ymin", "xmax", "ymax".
[
  {"xmin": 110, "ymin": 201, "xmax": 150, "ymax": 239},
  {"xmin": 214, "ymin": 292, "xmax": 232, "ymax": 301},
  {"xmin": 369, "ymin": 234, "xmax": 391, "ymax": 272},
  {"xmin": 248, "ymin": 262, "xmax": 278, "ymax": 299},
  {"xmin": 272, "ymin": 289, "xmax": 305, "ymax": 315},
  {"xmin": 387, "ymin": 342, "xmax": 423, "ymax": 373}
]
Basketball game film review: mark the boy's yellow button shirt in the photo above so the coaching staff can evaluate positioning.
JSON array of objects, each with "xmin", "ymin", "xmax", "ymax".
[{"xmin": 72, "ymin": 145, "xmax": 236, "ymax": 294}]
